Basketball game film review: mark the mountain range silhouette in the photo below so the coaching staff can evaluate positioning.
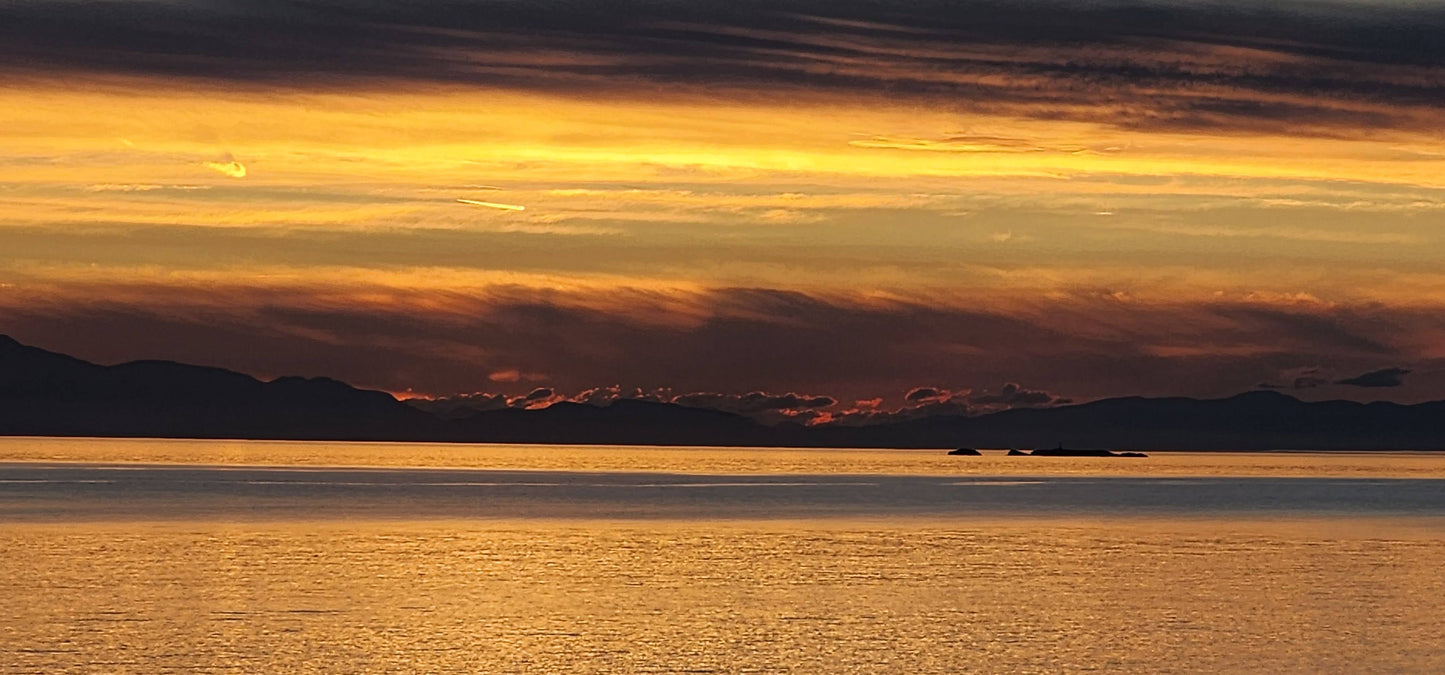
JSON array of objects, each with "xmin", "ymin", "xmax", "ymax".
[{"xmin": 3, "ymin": 335, "xmax": 1442, "ymax": 450}]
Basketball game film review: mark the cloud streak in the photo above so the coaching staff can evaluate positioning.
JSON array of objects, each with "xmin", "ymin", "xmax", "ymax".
[{"xmin": 458, "ymin": 198, "xmax": 526, "ymax": 212}]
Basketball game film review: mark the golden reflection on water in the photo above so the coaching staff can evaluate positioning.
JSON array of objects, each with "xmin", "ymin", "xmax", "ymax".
[
  {"xmin": 3, "ymin": 519, "xmax": 1443, "ymax": 674},
  {"xmin": 5, "ymin": 437, "xmax": 1445, "ymax": 478},
  {"xmin": 3, "ymin": 439, "xmax": 1445, "ymax": 672}
]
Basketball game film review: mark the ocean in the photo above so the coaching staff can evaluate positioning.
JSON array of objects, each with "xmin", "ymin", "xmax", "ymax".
[{"xmin": 2, "ymin": 438, "xmax": 1443, "ymax": 673}]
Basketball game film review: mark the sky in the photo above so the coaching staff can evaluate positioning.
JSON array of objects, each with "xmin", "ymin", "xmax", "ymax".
[{"xmin": 3, "ymin": 0, "xmax": 1445, "ymax": 419}]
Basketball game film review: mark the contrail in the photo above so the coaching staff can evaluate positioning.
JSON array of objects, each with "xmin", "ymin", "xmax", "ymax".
[{"xmin": 457, "ymin": 198, "xmax": 525, "ymax": 211}]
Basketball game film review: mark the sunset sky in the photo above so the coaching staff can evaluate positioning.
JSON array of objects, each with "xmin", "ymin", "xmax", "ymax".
[{"xmin": 3, "ymin": 0, "xmax": 1445, "ymax": 416}]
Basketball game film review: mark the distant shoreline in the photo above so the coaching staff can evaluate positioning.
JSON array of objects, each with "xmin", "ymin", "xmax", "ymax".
[
  {"xmin": 7, "ymin": 335, "xmax": 1445, "ymax": 451},
  {"xmin": 4, "ymin": 434, "xmax": 1445, "ymax": 453}
]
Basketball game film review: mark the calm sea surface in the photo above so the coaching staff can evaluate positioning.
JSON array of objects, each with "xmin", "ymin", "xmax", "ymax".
[{"xmin": 2, "ymin": 438, "xmax": 1443, "ymax": 673}]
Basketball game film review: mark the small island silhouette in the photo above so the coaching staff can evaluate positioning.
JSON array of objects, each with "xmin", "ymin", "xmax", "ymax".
[{"xmin": 1026, "ymin": 445, "xmax": 1148, "ymax": 458}]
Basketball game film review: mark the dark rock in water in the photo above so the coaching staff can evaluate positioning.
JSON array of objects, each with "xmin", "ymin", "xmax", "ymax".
[
  {"xmin": 948, "ymin": 447, "xmax": 982, "ymax": 456},
  {"xmin": 1117, "ymin": 451, "xmax": 1149, "ymax": 458},
  {"xmin": 1006, "ymin": 448, "xmax": 1029, "ymax": 456}
]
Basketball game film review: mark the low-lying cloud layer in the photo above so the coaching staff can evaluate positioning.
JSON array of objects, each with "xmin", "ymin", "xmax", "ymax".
[
  {"xmin": 2, "ymin": 280, "xmax": 1440, "ymax": 405},
  {"xmin": 408, "ymin": 383, "xmax": 1070, "ymax": 427}
]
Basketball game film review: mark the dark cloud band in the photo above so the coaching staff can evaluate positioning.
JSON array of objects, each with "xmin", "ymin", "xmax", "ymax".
[
  {"xmin": 4, "ymin": 1, "xmax": 1445, "ymax": 133},
  {"xmin": 2, "ymin": 281, "xmax": 1441, "ymax": 402}
]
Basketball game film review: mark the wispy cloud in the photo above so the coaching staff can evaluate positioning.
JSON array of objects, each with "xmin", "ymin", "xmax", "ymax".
[
  {"xmin": 84, "ymin": 184, "xmax": 213, "ymax": 192},
  {"xmin": 457, "ymin": 198, "xmax": 525, "ymax": 211},
  {"xmin": 849, "ymin": 133, "xmax": 1109, "ymax": 154}
]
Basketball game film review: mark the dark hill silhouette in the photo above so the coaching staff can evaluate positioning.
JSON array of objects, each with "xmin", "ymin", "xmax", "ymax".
[
  {"xmin": 2, "ymin": 335, "xmax": 1444, "ymax": 449},
  {"xmin": 0, "ymin": 335, "xmax": 438, "ymax": 440}
]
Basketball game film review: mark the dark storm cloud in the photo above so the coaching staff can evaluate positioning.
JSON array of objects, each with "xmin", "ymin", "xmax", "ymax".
[
  {"xmin": 4, "ymin": 281, "xmax": 1445, "ymax": 402},
  {"xmin": 4, "ymin": 0, "xmax": 1445, "ymax": 133},
  {"xmin": 1210, "ymin": 307, "xmax": 1397, "ymax": 356},
  {"xmin": 1336, "ymin": 367, "xmax": 1411, "ymax": 388}
]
